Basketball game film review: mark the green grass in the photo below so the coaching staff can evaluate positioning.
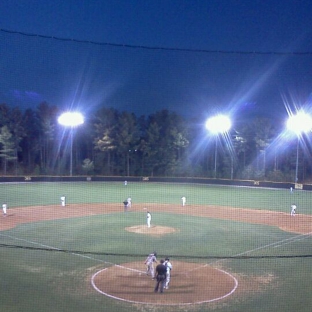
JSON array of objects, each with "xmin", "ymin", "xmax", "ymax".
[
  {"xmin": 0, "ymin": 182, "xmax": 312, "ymax": 311},
  {"xmin": 2, "ymin": 181, "xmax": 312, "ymax": 214}
]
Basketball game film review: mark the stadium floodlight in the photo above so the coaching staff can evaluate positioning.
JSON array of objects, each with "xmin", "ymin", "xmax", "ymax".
[
  {"xmin": 58, "ymin": 112, "xmax": 84, "ymax": 176},
  {"xmin": 58, "ymin": 112, "xmax": 84, "ymax": 128},
  {"xmin": 205, "ymin": 115, "xmax": 231, "ymax": 134},
  {"xmin": 205, "ymin": 115, "xmax": 232, "ymax": 178},
  {"xmin": 287, "ymin": 111, "xmax": 312, "ymax": 183},
  {"xmin": 287, "ymin": 112, "xmax": 312, "ymax": 135}
]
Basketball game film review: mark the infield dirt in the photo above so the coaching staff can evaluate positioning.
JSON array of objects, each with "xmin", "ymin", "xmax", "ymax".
[{"xmin": 1, "ymin": 203, "xmax": 311, "ymax": 234}]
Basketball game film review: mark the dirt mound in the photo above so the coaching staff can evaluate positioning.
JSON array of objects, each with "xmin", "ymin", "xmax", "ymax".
[{"xmin": 125, "ymin": 225, "xmax": 177, "ymax": 236}]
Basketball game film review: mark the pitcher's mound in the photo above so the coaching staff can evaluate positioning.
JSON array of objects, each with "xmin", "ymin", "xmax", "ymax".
[{"xmin": 125, "ymin": 225, "xmax": 177, "ymax": 236}]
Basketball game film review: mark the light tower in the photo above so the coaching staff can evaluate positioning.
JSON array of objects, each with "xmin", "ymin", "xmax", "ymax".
[
  {"xmin": 205, "ymin": 115, "xmax": 232, "ymax": 178},
  {"xmin": 287, "ymin": 111, "xmax": 312, "ymax": 183},
  {"xmin": 58, "ymin": 112, "xmax": 84, "ymax": 176}
]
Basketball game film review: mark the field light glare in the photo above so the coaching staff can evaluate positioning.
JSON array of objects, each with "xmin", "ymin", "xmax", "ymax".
[
  {"xmin": 287, "ymin": 111, "xmax": 312, "ymax": 183},
  {"xmin": 205, "ymin": 115, "xmax": 231, "ymax": 134},
  {"xmin": 58, "ymin": 112, "xmax": 84, "ymax": 127},
  {"xmin": 287, "ymin": 112, "xmax": 312, "ymax": 135}
]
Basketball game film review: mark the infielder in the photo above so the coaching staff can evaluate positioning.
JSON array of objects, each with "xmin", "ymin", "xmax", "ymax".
[
  {"xmin": 146, "ymin": 211, "xmax": 151, "ymax": 228},
  {"xmin": 164, "ymin": 257, "xmax": 172, "ymax": 289},
  {"xmin": 145, "ymin": 252, "xmax": 157, "ymax": 279},
  {"xmin": 2, "ymin": 203, "xmax": 7, "ymax": 216},
  {"xmin": 127, "ymin": 197, "xmax": 132, "ymax": 208},
  {"xmin": 181, "ymin": 196, "xmax": 186, "ymax": 207},
  {"xmin": 290, "ymin": 203, "xmax": 297, "ymax": 216},
  {"xmin": 123, "ymin": 197, "xmax": 132, "ymax": 212},
  {"xmin": 60, "ymin": 195, "xmax": 66, "ymax": 207}
]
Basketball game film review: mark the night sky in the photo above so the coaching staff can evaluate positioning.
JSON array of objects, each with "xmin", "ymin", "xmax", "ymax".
[{"xmin": 0, "ymin": 0, "xmax": 312, "ymax": 120}]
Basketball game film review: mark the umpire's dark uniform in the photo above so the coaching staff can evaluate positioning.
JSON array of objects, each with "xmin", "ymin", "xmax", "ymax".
[
  {"xmin": 123, "ymin": 200, "xmax": 128, "ymax": 212},
  {"xmin": 154, "ymin": 260, "xmax": 167, "ymax": 293}
]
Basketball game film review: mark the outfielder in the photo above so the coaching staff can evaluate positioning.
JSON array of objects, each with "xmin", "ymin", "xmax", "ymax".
[
  {"xmin": 145, "ymin": 252, "xmax": 157, "ymax": 279},
  {"xmin": 181, "ymin": 196, "xmax": 186, "ymax": 207},
  {"xmin": 164, "ymin": 257, "xmax": 172, "ymax": 289}
]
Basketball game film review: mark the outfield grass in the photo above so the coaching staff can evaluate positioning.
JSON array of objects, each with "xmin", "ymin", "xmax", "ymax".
[
  {"xmin": 0, "ymin": 182, "xmax": 312, "ymax": 312},
  {"xmin": 2, "ymin": 181, "xmax": 312, "ymax": 213}
]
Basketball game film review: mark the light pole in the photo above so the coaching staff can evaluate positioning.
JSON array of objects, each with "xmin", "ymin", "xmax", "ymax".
[
  {"xmin": 287, "ymin": 111, "xmax": 312, "ymax": 183},
  {"xmin": 58, "ymin": 112, "xmax": 84, "ymax": 176},
  {"xmin": 205, "ymin": 115, "xmax": 232, "ymax": 178},
  {"xmin": 127, "ymin": 149, "xmax": 137, "ymax": 177}
]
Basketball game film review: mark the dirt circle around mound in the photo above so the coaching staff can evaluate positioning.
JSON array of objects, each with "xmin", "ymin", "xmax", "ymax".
[
  {"xmin": 91, "ymin": 261, "xmax": 238, "ymax": 305},
  {"xmin": 125, "ymin": 225, "xmax": 177, "ymax": 236}
]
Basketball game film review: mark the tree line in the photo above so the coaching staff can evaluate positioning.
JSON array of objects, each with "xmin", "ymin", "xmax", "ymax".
[{"xmin": 0, "ymin": 102, "xmax": 310, "ymax": 182}]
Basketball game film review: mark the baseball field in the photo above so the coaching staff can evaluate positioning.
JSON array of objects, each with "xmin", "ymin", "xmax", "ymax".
[{"xmin": 0, "ymin": 181, "xmax": 312, "ymax": 312}]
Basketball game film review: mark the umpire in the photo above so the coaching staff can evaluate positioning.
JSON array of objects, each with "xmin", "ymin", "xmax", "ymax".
[{"xmin": 154, "ymin": 259, "xmax": 167, "ymax": 293}]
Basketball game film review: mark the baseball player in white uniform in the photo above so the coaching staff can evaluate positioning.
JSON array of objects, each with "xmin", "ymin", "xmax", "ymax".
[
  {"xmin": 164, "ymin": 257, "xmax": 172, "ymax": 289},
  {"xmin": 146, "ymin": 211, "xmax": 151, "ymax": 228},
  {"xmin": 290, "ymin": 203, "xmax": 296, "ymax": 216},
  {"xmin": 2, "ymin": 203, "xmax": 7, "ymax": 216},
  {"xmin": 127, "ymin": 197, "xmax": 132, "ymax": 208},
  {"xmin": 181, "ymin": 196, "xmax": 186, "ymax": 207},
  {"xmin": 145, "ymin": 252, "xmax": 157, "ymax": 279},
  {"xmin": 60, "ymin": 196, "xmax": 66, "ymax": 207}
]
